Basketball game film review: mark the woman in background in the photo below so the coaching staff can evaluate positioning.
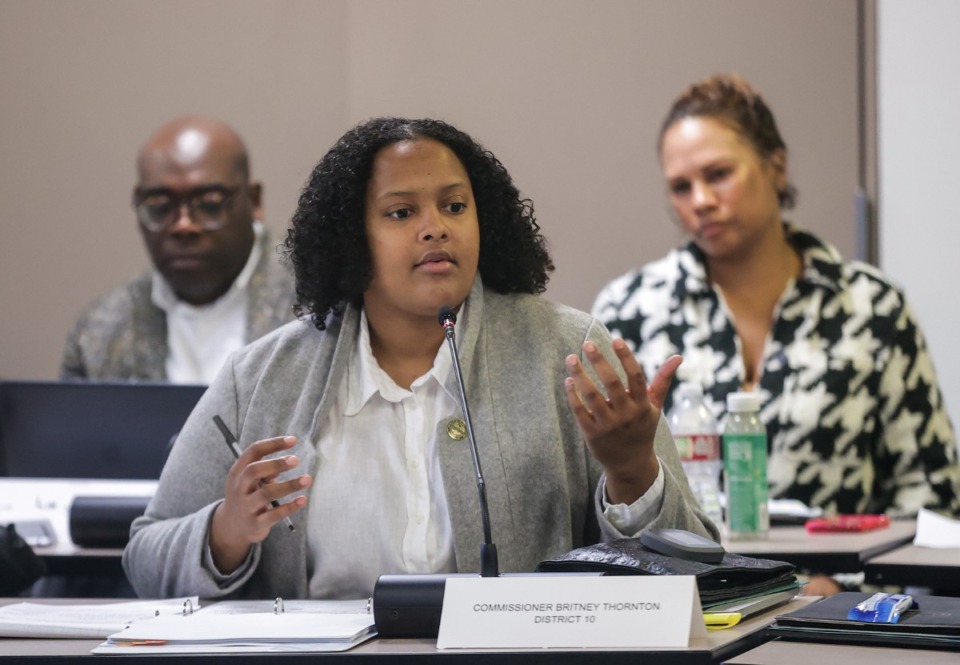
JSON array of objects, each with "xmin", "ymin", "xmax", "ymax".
[{"xmin": 593, "ymin": 74, "xmax": 960, "ymax": 593}]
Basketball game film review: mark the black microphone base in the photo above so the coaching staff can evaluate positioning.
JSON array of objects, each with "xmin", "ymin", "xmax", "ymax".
[
  {"xmin": 481, "ymin": 543, "xmax": 498, "ymax": 578},
  {"xmin": 373, "ymin": 571, "xmax": 598, "ymax": 638},
  {"xmin": 373, "ymin": 573, "xmax": 473, "ymax": 638},
  {"xmin": 69, "ymin": 495, "xmax": 151, "ymax": 548}
]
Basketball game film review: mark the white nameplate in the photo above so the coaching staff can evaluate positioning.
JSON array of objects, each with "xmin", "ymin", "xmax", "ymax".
[{"xmin": 437, "ymin": 575, "xmax": 705, "ymax": 649}]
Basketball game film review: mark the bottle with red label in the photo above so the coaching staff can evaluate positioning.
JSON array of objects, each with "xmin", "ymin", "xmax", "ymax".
[{"xmin": 667, "ymin": 383, "xmax": 723, "ymax": 527}]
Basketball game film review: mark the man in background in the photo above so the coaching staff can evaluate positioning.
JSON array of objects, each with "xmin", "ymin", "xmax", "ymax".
[{"xmin": 61, "ymin": 116, "xmax": 294, "ymax": 383}]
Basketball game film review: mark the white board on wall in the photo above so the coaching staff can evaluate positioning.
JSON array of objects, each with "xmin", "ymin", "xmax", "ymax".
[{"xmin": 878, "ymin": 0, "xmax": 960, "ymax": 435}]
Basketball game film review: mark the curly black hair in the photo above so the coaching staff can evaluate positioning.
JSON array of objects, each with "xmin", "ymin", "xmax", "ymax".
[{"xmin": 284, "ymin": 117, "xmax": 554, "ymax": 330}]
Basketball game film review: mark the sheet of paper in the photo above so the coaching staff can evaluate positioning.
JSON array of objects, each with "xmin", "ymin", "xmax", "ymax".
[
  {"xmin": 768, "ymin": 498, "xmax": 822, "ymax": 520},
  {"xmin": 913, "ymin": 507, "xmax": 960, "ymax": 547},
  {"xmin": 0, "ymin": 597, "xmax": 199, "ymax": 639}
]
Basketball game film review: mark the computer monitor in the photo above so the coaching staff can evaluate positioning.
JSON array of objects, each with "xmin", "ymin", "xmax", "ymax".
[{"xmin": 0, "ymin": 380, "xmax": 206, "ymax": 480}]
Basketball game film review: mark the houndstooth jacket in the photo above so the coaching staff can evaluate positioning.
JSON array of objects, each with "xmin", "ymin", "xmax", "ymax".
[{"xmin": 593, "ymin": 224, "xmax": 960, "ymax": 518}]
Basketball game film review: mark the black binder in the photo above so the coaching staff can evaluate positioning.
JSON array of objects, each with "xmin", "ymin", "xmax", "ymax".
[
  {"xmin": 536, "ymin": 536, "xmax": 798, "ymax": 604},
  {"xmin": 769, "ymin": 591, "xmax": 960, "ymax": 651}
]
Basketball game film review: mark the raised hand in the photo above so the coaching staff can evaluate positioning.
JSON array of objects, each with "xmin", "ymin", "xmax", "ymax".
[
  {"xmin": 564, "ymin": 338, "xmax": 681, "ymax": 504},
  {"xmin": 209, "ymin": 436, "xmax": 312, "ymax": 573}
]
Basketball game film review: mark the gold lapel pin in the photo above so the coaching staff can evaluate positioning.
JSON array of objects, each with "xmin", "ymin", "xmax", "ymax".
[{"xmin": 446, "ymin": 418, "xmax": 467, "ymax": 441}]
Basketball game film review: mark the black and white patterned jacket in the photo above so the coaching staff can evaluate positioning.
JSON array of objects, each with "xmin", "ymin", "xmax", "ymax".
[{"xmin": 593, "ymin": 224, "xmax": 960, "ymax": 518}]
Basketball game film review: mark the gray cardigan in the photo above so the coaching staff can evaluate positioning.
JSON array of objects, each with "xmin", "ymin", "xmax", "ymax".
[{"xmin": 124, "ymin": 280, "xmax": 716, "ymax": 599}]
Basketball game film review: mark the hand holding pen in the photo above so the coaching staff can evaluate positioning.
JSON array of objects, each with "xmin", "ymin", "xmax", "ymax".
[{"xmin": 208, "ymin": 415, "xmax": 312, "ymax": 574}]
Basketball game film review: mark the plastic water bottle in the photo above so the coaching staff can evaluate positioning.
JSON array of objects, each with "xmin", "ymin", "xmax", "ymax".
[
  {"xmin": 722, "ymin": 392, "xmax": 770, "ymax": 540},
  {"xmin": 667, "ymin": 383, "xmax": 724, "ymax": 527}
]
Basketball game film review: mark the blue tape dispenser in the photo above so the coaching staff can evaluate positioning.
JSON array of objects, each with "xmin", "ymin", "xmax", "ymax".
[{"xmin": 847, "ymin": 593, "xmax": 917, "ymax": 623}]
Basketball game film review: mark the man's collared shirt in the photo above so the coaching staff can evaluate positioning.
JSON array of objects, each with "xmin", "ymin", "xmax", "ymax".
[{"xmin": 152, "ymin": 221, "xmax": 264, "ymax": 384}]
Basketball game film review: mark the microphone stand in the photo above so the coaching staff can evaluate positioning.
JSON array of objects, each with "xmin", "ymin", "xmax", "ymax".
[
  {"xmin": 372, "ymin": 305, "xmax": 500, "ymax": 638},
  {"xmin": 438, "ymin": 305, "xmax": 499, "ymax": 578}
]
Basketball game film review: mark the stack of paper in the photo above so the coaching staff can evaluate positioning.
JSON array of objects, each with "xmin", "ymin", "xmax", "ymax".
[
  {"xmin": 702, "ymin": 587, "xmax": 800, "ymax": 629},
  {"xmin": 0, "ymin": 597, "xmax": 199, "ymax": 639},
  {"xmin": 914, "ymin": 507, "xmax": 960, "ymax": 547},
  {"xmin": 93, "ymin": 599, "xmax": 376, "ymax": 654}
]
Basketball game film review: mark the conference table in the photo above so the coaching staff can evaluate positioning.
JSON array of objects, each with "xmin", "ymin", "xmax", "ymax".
[
  {"xmin": 0, "ymin": 596, "xmax": 813, "ymax": 664},
  {"xmin": 722, "ymin": 520, "xmax": 917, "ymax": 574},
  {"xmin": 8, "ymin": 521, "xmax": 959, "ymax": 663},
  {"xmin": 727, "ymin": 640, "xmax": 958, "ymax": 665},
  {"xmin": 36, "ymin": 521, "xmax": 918, "ymax": 574},
  {"xmin": 26, "ymin": 520, "xmax": 923, "ymax": 597},
  {"xmin": 864, "ymin": 543, "xmax": 960, "ymax": 594},
  {"xmin": 34, "ymin": 544, "xmax": 126, "ymax": 578}
]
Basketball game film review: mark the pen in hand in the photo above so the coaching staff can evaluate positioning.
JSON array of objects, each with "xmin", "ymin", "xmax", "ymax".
[{"xmin": 212, "ymin": 415, "xmax": 296, "ymax": 532}]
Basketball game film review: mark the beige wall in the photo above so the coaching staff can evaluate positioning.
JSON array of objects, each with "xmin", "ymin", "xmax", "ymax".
[
  {"xmin": 0, "ymin": 0, "xmax": 859, "ymax": 379},
  {"xmin": 878, "ymin": 0, "xmax": 960, "ymax": 442}
]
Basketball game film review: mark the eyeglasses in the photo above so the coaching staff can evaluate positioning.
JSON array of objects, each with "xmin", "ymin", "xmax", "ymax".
[{"xmin": 133, "ymin": 185, "xmax": 242, "ymax": 233}]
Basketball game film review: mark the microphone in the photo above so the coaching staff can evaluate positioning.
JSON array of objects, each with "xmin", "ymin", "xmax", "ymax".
[
  {"xmin": 438, "ymin": 305, "xmax": 499, "ymax": 578},
  {"xmin": 371, "ymin": 305, "xmax": 500, "ymax": 638}
]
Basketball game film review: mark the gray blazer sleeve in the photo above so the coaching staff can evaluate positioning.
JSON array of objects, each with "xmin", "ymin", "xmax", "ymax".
[
  {"xmin": 581, "ymin": 319, "xmax": 720, "ymax": 543},
  {"xmin": 123, "ymin": 362, "xmax": 263, "ymax": 598}
]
